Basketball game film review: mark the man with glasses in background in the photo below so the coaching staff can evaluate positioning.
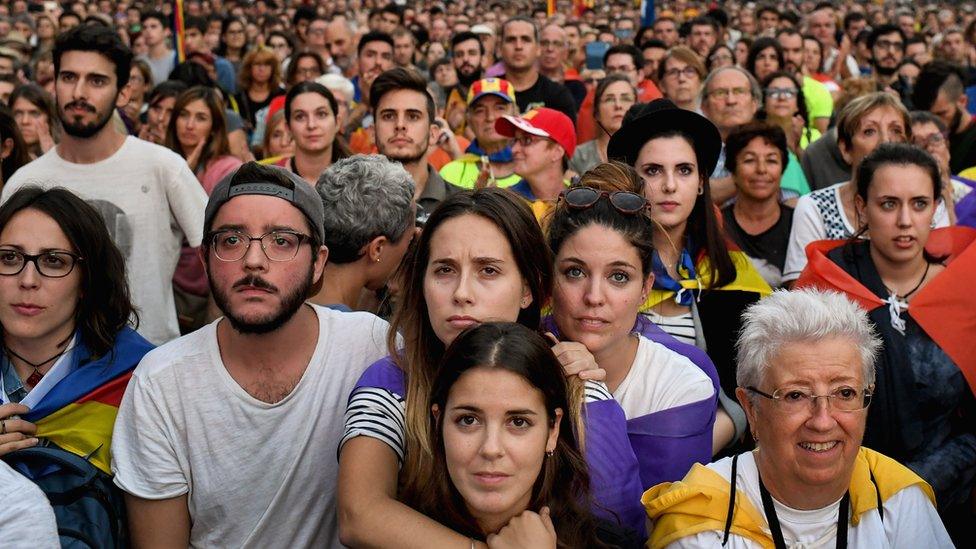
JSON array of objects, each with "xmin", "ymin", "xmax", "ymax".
[
  {"xmin": 112, "ymin": 163, "xmax": 390, "ymax": 548},
  {"xmin": 701, "ymin": 66, "xmax": 762, "ymax": 203},
  {"xmin": 867, "ymin": 25, "xmax": 909, "ymax": 105}
]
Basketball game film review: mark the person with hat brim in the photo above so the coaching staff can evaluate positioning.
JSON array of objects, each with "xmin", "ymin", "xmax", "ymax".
[
  {"xmin": 111, "ymin": 162, "xmax": 391, "ymax": 548},
  {"xmin": 439, "ymin": 77, "xmax": 522, "ymax": 189},
  {"xmin": 609, "ymin": 98, "xmax": 773, "ymax": 455},
  {"xmin": 495, "ymin": 106, "xmax": 576, "ymax": 219}
]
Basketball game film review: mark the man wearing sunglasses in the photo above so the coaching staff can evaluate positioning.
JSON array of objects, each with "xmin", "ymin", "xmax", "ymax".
[
  {"xmin": 112, "ymin": 163, "xmax": 390, "ymax": 548},
  {"xmin": 495, "ymin": 107, "xmax": 576, "ymax": 219}
]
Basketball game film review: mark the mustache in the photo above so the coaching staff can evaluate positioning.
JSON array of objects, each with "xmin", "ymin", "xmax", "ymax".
[
  {"xmin": 233, "ymin": 275, "xmax": 278, "ymax": 292},
  {"xmin": 63, "ymin": 101, "xmax": 97, "ymax": 113}
]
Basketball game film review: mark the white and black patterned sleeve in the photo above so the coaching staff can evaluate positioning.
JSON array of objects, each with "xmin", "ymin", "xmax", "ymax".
[
  {"xmin": 583, "ymin": 380, "xmax": 614, "ymax": 403},
  {"xmin": 339, "ymin": 386, "xmax": 406, "ymax": 463}
]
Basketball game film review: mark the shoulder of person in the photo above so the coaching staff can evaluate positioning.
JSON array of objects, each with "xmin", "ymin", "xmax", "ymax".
[
  {"xmin": 314, "ymin": 305, "xmax": 390, "ymax": 350},
  {"xmin": 130, "ymin": 324, "xmax": 216, "ymax": 383}
]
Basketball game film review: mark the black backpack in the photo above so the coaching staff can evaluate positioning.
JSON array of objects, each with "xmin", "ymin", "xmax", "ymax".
[{"xmin": 3, "ymin": 443, "xmax": 128, "ymax": 548}]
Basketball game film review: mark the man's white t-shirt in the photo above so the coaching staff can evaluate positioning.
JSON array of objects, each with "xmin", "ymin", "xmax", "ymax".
[
  {"xmin": 0, "ymin": 461, "xmax": 59, "ymax": 548},
  {"xmin": 2, "ymin": 137, "xmax": 207, "ymax": 344},
  {"xmin": 613, "ymin": 335, "xmax": 714, "ymax": 420},
  {"xmin": 664, "ymin": 451, "xmax": 954, "ymax": 549},
  {"xmin": 111, "ymin": 305, "xmax": 390, "ymax": 548}
]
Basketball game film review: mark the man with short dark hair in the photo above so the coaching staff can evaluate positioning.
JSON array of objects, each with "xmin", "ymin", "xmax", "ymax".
[
  {"xmin": 182, "ymin": 15, "xmax": 236, "ymax": 93},
  {"xmin": 498, "ymin": 16, "xmax": 577, "ymax": 126},
  {"xmin": 370, "ymin": 67, "xmax": 461, "ymax": 217},
  {"xmin": 914, "ymin": 61, "xmax": 976, "ymax": 174},
  {"xmin": 756, "ymin": 5, "xmax": 780, "ymax": 35},
  {"xmin": 346, "ymin": 32, "xmax": 395, "ymax": 153},
  {"xmin": 688, "ymin": 16, "xmax": 720, "ymax": 58},
  {"xmin": 138, "ymin": 10, "xmax": 174, "ymax": 85},
  {"xmin": 653, "ymin": 16, "xmax": 679, "ymax": 47},
  {"xmin": 641, "ymin": 39, "xmax": 668, "ymax": 84},
  {"xmin": 112, "ymin": 162, "xmax": 389, "ymax": 547},
  {"xmin": 1, "ymin": 25, "xmax": 206, "ymax": 344},
  {"xmin": 777, "ymin": 28, "xmax": 832, "ymax": 133}
]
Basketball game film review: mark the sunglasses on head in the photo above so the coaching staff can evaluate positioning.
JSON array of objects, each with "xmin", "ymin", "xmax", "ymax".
[{"xmin": 558, "ymin": 186, "xmax": 649, "ymax": 215}]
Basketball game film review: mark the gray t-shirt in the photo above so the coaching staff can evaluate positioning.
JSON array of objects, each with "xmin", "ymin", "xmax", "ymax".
[{"xmin": 139, "ymin": 51, "xmax": 176, "ymax": 87}]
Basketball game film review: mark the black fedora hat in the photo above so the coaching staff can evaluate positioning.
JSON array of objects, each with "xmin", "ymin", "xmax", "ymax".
[{"xmin": 607, "ymin": 98, "xmax": 722, "ymax": 176}]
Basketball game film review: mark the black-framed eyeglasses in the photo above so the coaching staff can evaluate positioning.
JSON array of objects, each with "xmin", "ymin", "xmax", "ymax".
[
  {"xmin": 0, "ymin": 249, "xmax": 83, "ymax": 278},
  {"xmin": 209, "ymin": 230, "xmax": 311, "ymax": 262},
  {"xmin": 746, "ymin": 385, "xmax": 873, "ymax": 414},
  {"xmin": 558, "ymin": 187, "xmax": 649, "ymax": 215}
]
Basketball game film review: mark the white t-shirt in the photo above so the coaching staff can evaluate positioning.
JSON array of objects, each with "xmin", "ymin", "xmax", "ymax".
[
  {"xmin": 0, "ymin": 461, "xmax": 59, "ymax": 548},
  {"xmin": 783, "ymin": 182, "xmax": 951, "ymax": 281},
  {"xmin": 664, "ymin": 451, "xmax": 954, "ymax": 549},
  {"xmin": 2, "ymin": 137, "xmax": 207, "ymax": 344},
  {"xmin": 111, "ymin": 305, "xmax": 390, "ymax": 548},
  {"xmin": 612, "ymin": 335, "xmax": 714, "ymax": 420}
]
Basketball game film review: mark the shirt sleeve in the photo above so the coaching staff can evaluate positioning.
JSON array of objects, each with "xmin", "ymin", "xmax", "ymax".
[
  {"xmin": 339, "ymin": 386, "xmax": 406, "ymax": 464},
  {"xmin": 163, "ymin": 151, "xmax": 209, "ymax": 247},
  {"xmin": 783, "ymin": 194, "xmax": 826, "ymax": 281},
  {"xmin": 111, "ymin": 373, "xmax": 189, "ymax": 500},
  {"xmin": 882, "ymin": 484, "xmax": 955, "ymax": 548}
]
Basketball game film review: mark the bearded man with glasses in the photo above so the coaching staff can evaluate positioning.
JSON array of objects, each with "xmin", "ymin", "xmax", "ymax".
[{"xmin": 111, "ymin": 162, "xmax": 390, "ymax": 548}]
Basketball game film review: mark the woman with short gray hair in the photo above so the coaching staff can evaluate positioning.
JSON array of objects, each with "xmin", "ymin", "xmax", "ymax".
[
  {"xmin": 644, "ymin": 289, "xmax": 951, "ymax": 548},
  {"xmin": 311, "ymin": 154, "xmax": 416, "ymax": 312}
]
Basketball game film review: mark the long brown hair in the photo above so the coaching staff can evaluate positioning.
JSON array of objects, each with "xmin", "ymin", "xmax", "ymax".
[
  {"xmin": 238, "ymin": 46, "xmax": 282, "ymax": 92},
  {"xmin": 164, "ymin": 86, "xmax": 232, "ymax": 173},
  {"xmin": 393, "ymin": 189, "xmax": 553, "ymax": 500},
  {"xmin": 402, "ymin": 322, "xmax": 603, "ymax": 547}
]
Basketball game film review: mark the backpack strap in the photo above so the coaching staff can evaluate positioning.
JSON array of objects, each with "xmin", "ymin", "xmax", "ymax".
[
  {"xmin": 869, "ymin": 467, "xmax": 884, "ymax": 523},
  {"xmin": 722, "ymin": 453, "xmax": 740, "ymax": 546}
]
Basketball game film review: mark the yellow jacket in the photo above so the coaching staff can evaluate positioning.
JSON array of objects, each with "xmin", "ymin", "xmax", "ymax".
[{"xmin": 642, "ymin": 447, "xmax": 935, "ymax": 549}]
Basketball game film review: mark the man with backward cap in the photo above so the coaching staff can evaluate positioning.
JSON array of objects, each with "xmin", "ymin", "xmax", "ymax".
[{"xmin": 111, "ymin": 162, "xmax": 390, "ymax": 547}]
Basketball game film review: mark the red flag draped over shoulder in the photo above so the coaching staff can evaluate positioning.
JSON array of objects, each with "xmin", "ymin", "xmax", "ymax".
[{"xmin": 795, "ymin": 227, "xmax": 976, "ymax": 397}]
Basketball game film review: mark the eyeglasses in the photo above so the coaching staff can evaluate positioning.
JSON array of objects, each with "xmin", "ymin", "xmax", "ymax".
[
  {"xmin": 512, "ymin": 135, "xmax": 550, "ymax": 148},
  {"xmin": 873, "ymin": 39, "xmax": 904, "ymax": 51},
  {"xmin": 708, "ymin": 52, "xmax": 733, "ymax": 63},
  {"xmin": 765, "ymin": 87, "xmax": 798, "ymax": 100},
  {"xmin": 558, "ymin": 187, "xmax": 649, "ymax": 214},
  {"xmin": 707, "ymin": 87, "xmax": 751, "ymax": 100},
  {"xmin": 600, "ymin": 94, "xmax": 636, "ymax": 105},
  {"xmin": 913, "ymin": 133, "xmax": 947, "ymax": 149},
  {"xmin": 746, "ymin": 385, "xmax": 873, "ymax": 414},
  {"xmin": 0, "ymin": 249, "xmax": 83, "ymax": 278},
  {"xmin": 209, "ymin": 230, "xmax": 311, "ymax": 262},
  {"xmin": 664, "ymin": 66, "xmax": 699, "ymax": 80},
  {"xmin": 539, "ymin": 39, "xmax": 566, "ymax": 49}
]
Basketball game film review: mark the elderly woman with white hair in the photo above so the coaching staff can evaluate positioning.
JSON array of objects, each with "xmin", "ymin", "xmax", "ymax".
[
  {"xmin": 311, "ymin": 154, "xmax": 416, "ymax": 312},
  {"xmin": 643, "ymin": 289, "xmax": 953, "ymax": 549}
]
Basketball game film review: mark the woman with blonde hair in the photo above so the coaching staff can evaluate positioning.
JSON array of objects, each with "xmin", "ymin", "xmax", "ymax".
[{"xmin": 234, "ymin": 47, "xmax": 285, "ymax": 132}]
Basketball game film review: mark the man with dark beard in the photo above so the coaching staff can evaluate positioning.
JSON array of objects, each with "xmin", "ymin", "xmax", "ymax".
[
  {"xmin": 444, "ymin": 31, "xmax": 484, "ymax": 134},
  {"xmin": 914, "ymin": 61, "xmax": 976, "ymax": 175},
  {"xmin": 867, "ymin": 25, "xmax": 909, "ymax": 105},
  {"xmin": 1, "ymin": 24, "xmax": 206, "ymax": 345},
  {"xmin": 371, "ymin": 68, "xmax": 461, "ymax": 223},
  {"xmin": 112, "ymin": 162, "xmax": 390, "ymax": 547}
]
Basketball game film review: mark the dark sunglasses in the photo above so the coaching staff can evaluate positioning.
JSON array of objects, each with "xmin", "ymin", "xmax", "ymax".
[{"xmin": 558, "ymin": 186, "xmax": 648, "ymax": 214}]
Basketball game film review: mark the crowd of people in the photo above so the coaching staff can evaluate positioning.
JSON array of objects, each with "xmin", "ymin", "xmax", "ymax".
[{"xmin": 0, "ymin": 0, "xmax": 974, "ymax": 547}]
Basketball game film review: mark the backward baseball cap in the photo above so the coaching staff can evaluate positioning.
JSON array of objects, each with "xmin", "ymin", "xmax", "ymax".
[{"xmin": 204, "ymin": 162, "xmax": 325, "ymax": 243}]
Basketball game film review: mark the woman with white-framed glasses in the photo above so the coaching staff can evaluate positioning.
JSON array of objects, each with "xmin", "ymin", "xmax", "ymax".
[{"xmin": 645, "ymin": 289, "xmax": 952, "ymax": 548}]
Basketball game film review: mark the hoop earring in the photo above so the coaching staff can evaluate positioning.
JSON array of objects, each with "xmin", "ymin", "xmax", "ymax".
[{"xmin": 697, "ymin": 185, "xmax": 704, "ymax": 195}]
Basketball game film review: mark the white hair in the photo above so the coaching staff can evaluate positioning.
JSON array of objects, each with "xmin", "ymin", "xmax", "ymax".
[
  {"xmin": 736, "ymin": 289, "xmax": 881, "ymax": 393},
  {"xmin": 316, "ymin": 73, "xmax": 355, "ymax": 103}
]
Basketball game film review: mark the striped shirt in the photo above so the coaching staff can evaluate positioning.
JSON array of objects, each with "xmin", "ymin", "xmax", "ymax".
[{"xmin": 642, "ymin": 311, "xmax": 697, "ymax": 346}]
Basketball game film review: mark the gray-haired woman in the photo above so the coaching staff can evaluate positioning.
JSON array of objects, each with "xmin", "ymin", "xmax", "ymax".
[
  {"xmin": 312, "ymin": 154, "xmax": 417, "ymax": 312},
  {"xmin": 643, "ymin": 289, "xmax": 952, "ymax": 548}
]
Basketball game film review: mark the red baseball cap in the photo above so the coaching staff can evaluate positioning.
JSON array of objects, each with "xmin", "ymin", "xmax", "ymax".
[{"xmin": 495, "ymin": 107, "xmax": 576, "ymax": 159}]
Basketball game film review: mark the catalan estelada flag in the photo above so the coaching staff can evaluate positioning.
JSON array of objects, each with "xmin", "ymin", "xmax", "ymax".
[
  {"xmin": 22, "ymin": 328, "xmax": 154, "ymax": 474},
  {"xmin": 641, "ymin": 243, "xmax": 772, "ymax": 311}
]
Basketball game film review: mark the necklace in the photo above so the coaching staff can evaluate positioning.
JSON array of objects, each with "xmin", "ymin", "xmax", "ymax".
[
  {"xmin": 883, "ymin": 261, "xmax": 930, "ymax": 301},
  {"xmin": 5, "ymin": 346, "xmax": 69, "ymax": 388}
]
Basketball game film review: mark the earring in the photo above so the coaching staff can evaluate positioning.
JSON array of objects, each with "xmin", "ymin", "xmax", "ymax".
[
  {"xmin": 545, "ymin": 450, "xmax": 554, "ymax": 458},
  {"xmin": 697, "ymin": 186, "xmax": 704, "ymax": 195}
]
